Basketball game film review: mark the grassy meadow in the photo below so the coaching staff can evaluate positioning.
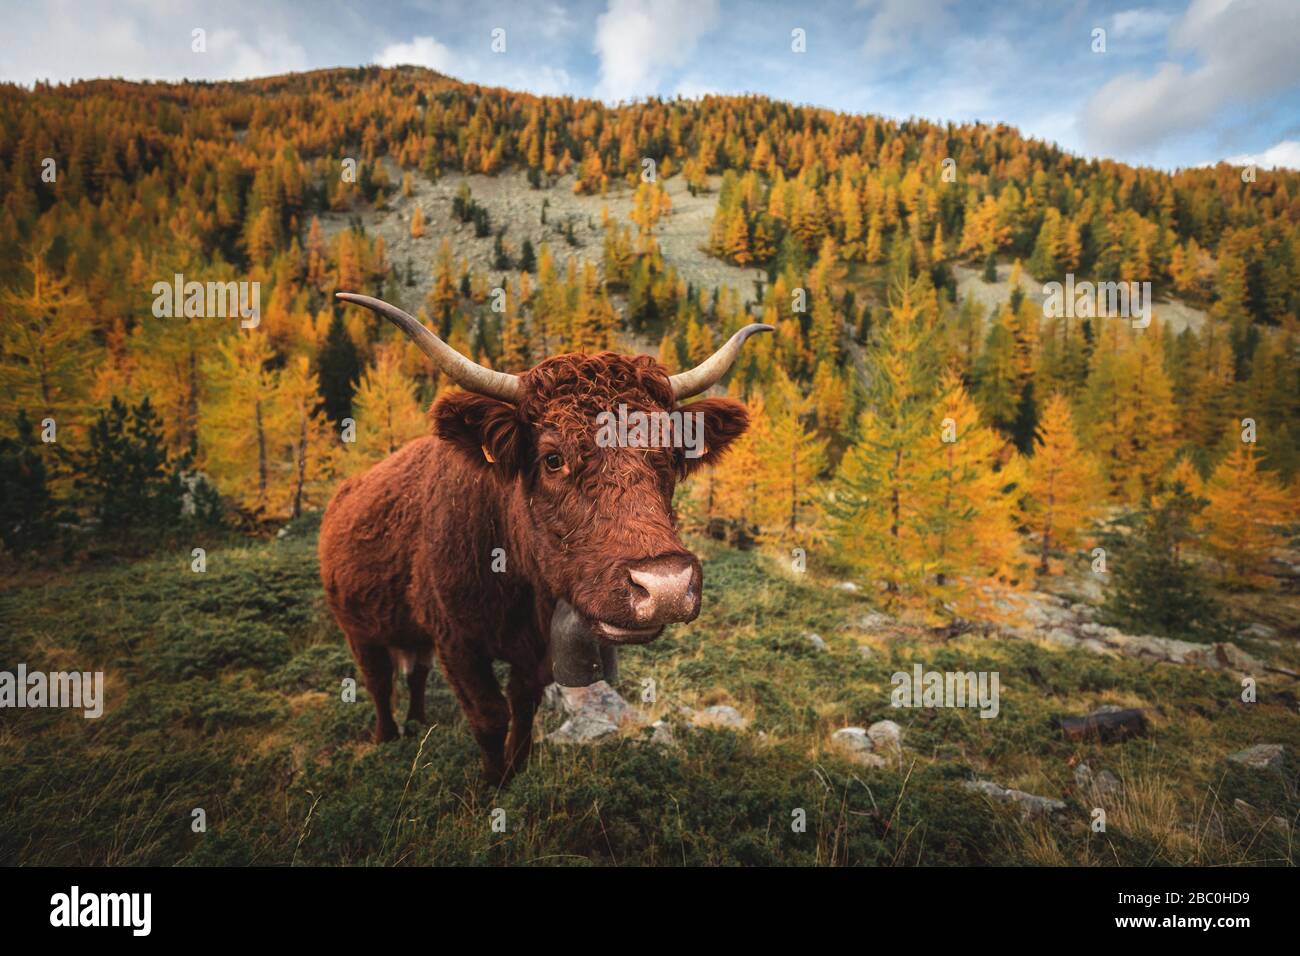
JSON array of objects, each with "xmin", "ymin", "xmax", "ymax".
[{"xmin": 2, "ymin": 513, "xmax": 1296, "ymax": 867}]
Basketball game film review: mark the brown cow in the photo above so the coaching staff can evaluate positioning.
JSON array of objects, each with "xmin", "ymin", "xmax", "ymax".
[{"xmin": 320, "ymin": 293, "xmax": 769, "ymax": 785}]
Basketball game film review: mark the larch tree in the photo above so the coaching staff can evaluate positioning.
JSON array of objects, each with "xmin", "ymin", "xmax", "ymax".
[
  {"xmin": 0, "ymin": 253, "xmax": 93, "ymax": 431},
  {"xmin": 1200, "ymin": 441, "xmax": 1293, "ymax": 587},
  {"xmin": 924, "ymin": 370, "xmax": 1025, "ymax": 602},
  {"xmin": 199, "ymin": 331, "xmax": 279, "ymax": 515},
  {"xmin": 829, "ymin": 282, "xmax": 939, "ymax": 606},
  {"xmin": 1023, "ymin": 393, "xmax": 1100, "ymax": 575},
  {"xmin": 752, "ymin": 372, "xmax": 827, "ymax": 546},
  {"xmin": 349, "ymin": 340, "xmax": 428, "ymax": 467},
  {"xmin": 270, "ymin": 354, "xmax": 335, "ymax": 518}
]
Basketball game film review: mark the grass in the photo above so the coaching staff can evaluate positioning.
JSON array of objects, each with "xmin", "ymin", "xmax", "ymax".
[{"xmin": 1, "ymin": 512, "xmax": 1296, "ymax": 866}]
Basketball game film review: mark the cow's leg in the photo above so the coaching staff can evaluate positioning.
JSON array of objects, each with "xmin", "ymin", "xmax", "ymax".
[
  {"xmin": 436, "ymin": 642, "xmax": 510, "ymax": 785},
  {"xmin": 405, "ymin": 646, "xmax": 434, "ymax": 727},
  {"xmin": 356, "ymin": 642, "xmax": 400, "ymax": 743},
  {"xmin": 504, "ymin": 663, "xmax": 545, "ymax": 776}
]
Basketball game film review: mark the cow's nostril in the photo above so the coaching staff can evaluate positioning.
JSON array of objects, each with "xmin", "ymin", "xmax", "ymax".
[{"xmin": 626, "ymin": 554, "xmax": 700, "ymax": 625}]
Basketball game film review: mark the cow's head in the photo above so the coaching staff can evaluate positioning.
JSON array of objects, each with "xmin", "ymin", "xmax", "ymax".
[{"xmin": 337, "ymin": 293, "xmax": 769, "ymax": 644}]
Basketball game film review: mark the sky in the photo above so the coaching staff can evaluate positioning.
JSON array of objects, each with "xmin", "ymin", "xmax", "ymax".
[{"xmin": 1, "ymin": 0, "xmax": 1297, "ymax": 172}]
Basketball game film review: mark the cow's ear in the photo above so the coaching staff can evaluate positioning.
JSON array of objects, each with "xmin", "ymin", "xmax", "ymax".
[
  {"xmin": 432, "ymin": 391, "xmax": 527, "ymax": 473},
  {"xmin": 679, "ymin": 396, "xmax": 750, "ymax": 476}
]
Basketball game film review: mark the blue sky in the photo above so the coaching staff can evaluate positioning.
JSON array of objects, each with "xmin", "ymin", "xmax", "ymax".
[{"xmin": 2, "ymin": 0, "xmax": 1297, "ymax": 171}]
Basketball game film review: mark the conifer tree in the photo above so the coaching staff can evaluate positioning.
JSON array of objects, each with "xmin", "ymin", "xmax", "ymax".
[
  {"xmin": 350, "ymin": 340, "xmax": 427, "ymax": 465},
  {"xmin": 1023, "ymin": 393, "xmax": 1099, "ymax": 574},
  {"xmin": 1200, "ymin": 441, "xmax": 1293, "ymax": 586},
  {"xmin": 0, "ymin": 252, "xmax": 93, "ymax": 428},
  {"xmin": 829, "ymin": 281, "xmax": 938, "ymax": 605},
  {"xmin": 753, "ymin": 373, "xmax": 827, "ymax": 545}
]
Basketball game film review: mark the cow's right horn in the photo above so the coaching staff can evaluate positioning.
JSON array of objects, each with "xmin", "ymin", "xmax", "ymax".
[
  {"xmin": 336, "ymin": 292, "xmax": 521, "ymax": 403},
  {"xmin": 669, "ymin": 323, "xmax": 774, "ymax": 399}
]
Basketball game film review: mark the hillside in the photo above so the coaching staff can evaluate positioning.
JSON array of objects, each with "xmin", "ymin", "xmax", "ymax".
[
  {"xmin": 2, "ymin": 66, "xmax": 1298, "ymax": 867},
  {"xmin": 1, "ymin": 515, "xmax": 1296, "ymax": 866}
]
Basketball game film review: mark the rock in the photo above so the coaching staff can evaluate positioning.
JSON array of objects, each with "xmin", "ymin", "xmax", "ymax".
[
  {"xmin": 830, "ymin": 728, "xmax": 888, "ymax": 768},
  {"xmin": 1044, "ymin": 627, "xmax": 1078, "ymax": 648},
  {"xmin": 545, "ymin": 680, "xmax": 642, "ymax": 745},
  {"xmin": 867, "ymin": 719, "xmax": 903, "ymax": 752},
  {"xmin": 648, "ymin": 719, "xmax": 676, "ymax": 748},
  {"xmin": 842, "ymin": 611, "xmax": 895, "ymax": 632},
  {"xmin": 806, "ymin": 632, "xmax": 828, "ymax": 652},
  {"xmin": 1021, "ymin": 620, "xmax": 1267, "ymax": 675},
  {"xmin": 693, "ymin": 704, "xmax": 748, "ymax": 730},
  {"xmin": 834, "ymin": 581, "xmax": 859, "ymax": 593},
  {"xmin": 1227, "ymin": 743, "xmax": 1285, "ymax": 771},
  {"xmin": 1074, "ymin": 763, "xmax": 1122, "ymax": 798},
  {"xmin": 541, "ymin": 682, "xmax": 566, "ymax": 714},
  {"xmin": 856, "ymin": 644, "xmax": 876, "ymax": 660},
  {"xmin": 1055, "ymin": 707, "xmax": 1147, "ymax": 743},
  {"xmin": 1243, "ymin": 623, "xmax": 1278, "ymax": 641},
  {"xmin": 963, "ymin": 780, "xmax": 1065, "ymax": 818},
  {"xmin": 1233, "ymin": 799, "xmax": 1289, "ymax": 834},
  {"xmin": 276, "ymin": 527, "xmax": 290, "ymax": 539},
  {"xmin": 548, "ymin": 710, "xmax": 619, "ymax": 744}
]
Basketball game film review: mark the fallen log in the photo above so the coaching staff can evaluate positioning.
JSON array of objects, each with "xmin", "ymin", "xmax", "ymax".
[{"xmin": 1054, "ymin": 707, "xmax": 1147, "ymax": 743}]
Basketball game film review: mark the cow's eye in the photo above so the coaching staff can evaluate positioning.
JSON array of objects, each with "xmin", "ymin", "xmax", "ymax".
[{"xmin": 543, "ymin": 453, "xmax": 564, "ymax": 472}]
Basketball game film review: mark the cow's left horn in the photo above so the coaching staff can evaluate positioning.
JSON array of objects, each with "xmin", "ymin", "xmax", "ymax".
[
  {"xmin": 669, "ymin": 323, "xmax": 774, "ymax": 399},
  {"xmin": 336, "ymin": 292, "xmax": 521, "ymax": 403}
]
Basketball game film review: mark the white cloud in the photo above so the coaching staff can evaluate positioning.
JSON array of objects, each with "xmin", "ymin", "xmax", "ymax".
[
  {"xmin": 1221, "ymin": 139, "xmax": 1300, "ymax": 169},
  {"xmin": 1110, "ymin": 8, "xmax": 1175, "ymax": 39},
  {"xmin": 673, "ymin": 78, "xmax": 721, "ymax": 100},
  {"xmin": 593, "ymin": 0, "xmax": 720, "ymax": 103},
  {"xmin": 0, "ymin": 0, "xmax": 311, "ymax": 85},
  {"xmin": 372, "ymin": 35, "xmax": 570, "ymax": 96},
  {"xmin": 858, "ymin": 0, "xmax": 955, "ymax": 58},
  {"xmin": 374, "ymin": 36, "xmax": 456, "ymax": 73},
  {"xmin": 1081, "ymin": 0, "xmax": 1300, "ymax": 156}
]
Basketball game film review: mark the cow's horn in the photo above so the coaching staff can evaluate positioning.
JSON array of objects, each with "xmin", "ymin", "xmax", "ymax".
[
  {"xmin": 669, "ymin": 323, "xmax": 774, "ymax": 399},
  {"xmin": 335, "ymin": 292, "xmax": 521, "ymax": 403}
]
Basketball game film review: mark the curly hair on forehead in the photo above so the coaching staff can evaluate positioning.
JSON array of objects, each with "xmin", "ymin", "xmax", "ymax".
[{"xmin": 518, "ymin": 352, "xmax": 675, "ymax": 423}]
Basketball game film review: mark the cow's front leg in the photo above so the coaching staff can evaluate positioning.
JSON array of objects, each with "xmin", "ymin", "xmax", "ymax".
[
  {"xmin": 504, "ymin": 663, "xmax": 546, "ymax": 777},
  {"xmin": 436, "ymin": 641, "xmax": 510, "ymax": 785}
]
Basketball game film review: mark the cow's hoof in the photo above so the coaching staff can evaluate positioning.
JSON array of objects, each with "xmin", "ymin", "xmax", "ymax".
[{"xmin": 374, "ymin": 725, "xmax": 400, "ymax": 744}]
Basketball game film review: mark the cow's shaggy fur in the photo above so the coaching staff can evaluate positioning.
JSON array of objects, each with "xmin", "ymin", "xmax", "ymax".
[{"xmin": 320, "ymin": 351, "xmax": 749, "ymax": 784}]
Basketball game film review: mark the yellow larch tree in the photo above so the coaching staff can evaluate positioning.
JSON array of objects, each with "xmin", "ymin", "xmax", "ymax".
[
  {"xmin": 752, "ymin": 372, "xmax": 827, "ymax": 546},
  {"xmin": 924, "ymin": 370, "xmax": 1026, "ymax": 604},
  {"xmin": 1023, "ymin": 392, "xmax": 1100, "ymax": 575},
  {"xmin": 1200, "ymin": 441, "xmax": 1293, "ymax": 587},
  {"xmin": 349, "ymin": 339, "xmax": 428, "ymax": 467},
  {"xmin": 199, "ymin": 331, "xmax": 279, "ymax": 515},
  {"xmin": 269, "ymin": 354, "xmax": 337, "ymax": 518}
]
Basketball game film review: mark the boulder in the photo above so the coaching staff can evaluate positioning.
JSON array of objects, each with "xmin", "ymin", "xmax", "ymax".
[
  {"xmin": 867, "ymin": 719, "xmax": 903, "ymax": 752},
  {"xmin": 1227, "ymin": 743, "xmax": 1285, "ymax": 771},
  {"xmin": 1074, "ymin": 763, "xmax": 1122, "ymax": 798},
  {"xmin": 963, "ymin": 780, "xmax": 1065, "ymax": 818},
  {"xmin": 545, "ymin": 680, "xmax": 642, "ymax": 745},
  {"xmin": 693, "ymin": 704, "xmax": 748, "ymax": 730},
  {"xmin": 830, "ymin": 727, "xmax": 877, "ymax": 764}
]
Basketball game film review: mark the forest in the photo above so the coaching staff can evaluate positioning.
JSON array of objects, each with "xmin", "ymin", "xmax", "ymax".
[{"xmin": 1, "ymin": 65, "xmax": 1296, "ymax": 626}]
